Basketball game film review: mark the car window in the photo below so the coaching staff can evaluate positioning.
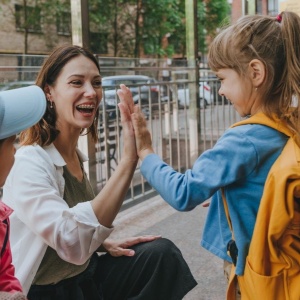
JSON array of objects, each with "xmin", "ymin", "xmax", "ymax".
[
  {"xmin": 102, "ymin": 76, "xmax": 156, "ymax": 90},
  {"xmin": 0, "ymin": 82, "xmax": 34, "ymax": 91},
  {"xmin": 102, "ymin": 80, "xmax": 114, "ymax": 88}
]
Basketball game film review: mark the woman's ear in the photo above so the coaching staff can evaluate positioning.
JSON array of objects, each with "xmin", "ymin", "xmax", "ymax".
[
  {"xmin": 44, "ymin": 84, "xmax": 52, "ymax": 101},
  {"xmin": 248, "ymin": 59, "xmax": 266, "ymax": 87}
]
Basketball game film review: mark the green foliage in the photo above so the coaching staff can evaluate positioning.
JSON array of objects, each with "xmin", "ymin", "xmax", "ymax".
[
  {"xmin": 135, "ymin": 0, "xmax": 230, "ymax": 58},
  {"xmin": 140, "ymin": 0, "xmax": 184, "ymax": 57},
  {"xmin": 0, "ymin": 0, "xmax": 230, "ymax": 57},
  {"xmin": 197, "ymin": 0, "xmax": 230, "ymax": 56}
]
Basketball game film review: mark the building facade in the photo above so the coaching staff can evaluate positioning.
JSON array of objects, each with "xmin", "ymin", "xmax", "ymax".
[
  {"xmin": 230, "ymin": 0, "xmax": 278, "ymax": 22},
  {"xmin": 230, "ymin": 0, "xmax": 300, "ymax": 22},
  {"xmin": 0, "ymin": 1, "xmax": 72, "ymax": 55}
]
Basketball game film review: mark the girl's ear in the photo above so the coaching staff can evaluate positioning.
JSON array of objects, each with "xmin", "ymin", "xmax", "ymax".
[{"xmin": 248, "ymin": 59, "xmax": 266, "ymax": 87}]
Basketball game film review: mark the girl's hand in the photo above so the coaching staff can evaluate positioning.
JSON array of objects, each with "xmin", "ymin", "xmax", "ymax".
[
  {"xmin": 131, "ymin": 105, "xmax": 155, "ymax": 160},
  {"xmin": 102, "ymin": 235, "xmax": 162, "ymax": 257},
  {"xmin": 117, "ymin": 84, "xmax": 137, "ymax": 162}
]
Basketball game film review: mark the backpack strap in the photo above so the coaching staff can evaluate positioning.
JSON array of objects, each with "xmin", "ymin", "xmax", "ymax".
[
  {"xmin": 231, "ymin": 113, "xmax": 293, "ymax": 137},
  {"xmin": 222, "ymin": 189, "xmax": 239, "ymax": 300},
  {"xmin": 222, "ymin": 113, "xmax": 293, "ymax": 300}
]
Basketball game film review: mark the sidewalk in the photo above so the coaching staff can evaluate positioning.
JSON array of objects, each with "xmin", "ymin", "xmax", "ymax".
[{"xmin": 111, "ymin": 195, "xmax": 227, "ymax": 300}]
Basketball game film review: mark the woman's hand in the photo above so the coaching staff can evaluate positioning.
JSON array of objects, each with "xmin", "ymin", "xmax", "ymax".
[
  {"xmin": 102, "ymin": 235, "xmax": 161, "ymax": 257},
  {"xmin": 117, "ymin": 84, "xmax": 138, "ymax": 162},
  {"xmin": 91, "ymin": 84, "xmax": 138, "ymax": 227},
  {"xmin": 131, "ymin": 105, "xmax": 155, "ymax": 160}
]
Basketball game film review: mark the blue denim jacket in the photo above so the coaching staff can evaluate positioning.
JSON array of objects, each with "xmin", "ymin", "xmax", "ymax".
[{"xmin": 141, "ymin": 123, "xmax": 288, "ymax": 275}]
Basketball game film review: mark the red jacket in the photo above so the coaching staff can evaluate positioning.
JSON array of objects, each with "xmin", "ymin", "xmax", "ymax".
[{"xmin": 0, "ymin": 202, "xmax": 22, "ymax": 293}]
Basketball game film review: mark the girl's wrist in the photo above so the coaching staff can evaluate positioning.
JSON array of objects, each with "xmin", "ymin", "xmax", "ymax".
[{"xmin": 139, "ymin": 148, "xmax": 154, "ymax": 161}]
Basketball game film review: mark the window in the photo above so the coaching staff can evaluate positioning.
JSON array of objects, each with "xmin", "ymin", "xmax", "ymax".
[
  {"xmin": 256, "ymin": 0, "xmax": 263, "ymax": 14},
  {"xmin": 57, "ymin": 11, "xmax": 71, "ymax": 36},
  {"xmin": 245, "ymin": 0, "xmax": 256, "ymax": 15},
  {"xmin": 15, "ymin": 4, "xmax": 42, "ymax": 33},
  {"xmin": 268, "ymin": 0, "xmax": 278, "ymax": 16},
  {"xmin": 90, "ymin": 32, "xmax": 108, "ymax": 54}
]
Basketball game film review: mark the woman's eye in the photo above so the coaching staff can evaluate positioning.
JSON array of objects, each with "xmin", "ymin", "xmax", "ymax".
[
  {"xmin": 93, "ymin": 81, "xmax": 102, "ymax": 88},
  {"xmin": 70, "ymin": 80, "xmax": 82, "ymax": 86}
]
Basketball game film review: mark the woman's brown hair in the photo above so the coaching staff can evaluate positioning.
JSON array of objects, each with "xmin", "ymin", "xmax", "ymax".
[
  {"xmin": 20, "ymin": 44, "xmax": 101, "ymax": 146},
  {"xmin": 208, "ymin": 11, "xmax": 300, "ymax": 139}
]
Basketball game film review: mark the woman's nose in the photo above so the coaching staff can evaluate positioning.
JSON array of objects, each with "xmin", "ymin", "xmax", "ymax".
[{"xmin": 84, "ymin": 83, "xmax": 97, "ymax": 97}]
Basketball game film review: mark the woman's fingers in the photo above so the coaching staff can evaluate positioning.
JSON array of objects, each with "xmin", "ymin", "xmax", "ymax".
[{"xmin": 117, "ymin": 84, "xmax": 135, "ymax": 114}]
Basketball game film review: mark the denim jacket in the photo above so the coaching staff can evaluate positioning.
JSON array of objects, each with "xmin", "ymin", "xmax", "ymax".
[{"xmin": 141, "ymin": 123, "xmax": 288, "ymax": 275}]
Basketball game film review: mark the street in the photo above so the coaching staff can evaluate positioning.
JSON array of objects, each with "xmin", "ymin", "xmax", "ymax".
[{"xmin": 111, "ymin": 195, "xmax": 227, "ymax": 300}]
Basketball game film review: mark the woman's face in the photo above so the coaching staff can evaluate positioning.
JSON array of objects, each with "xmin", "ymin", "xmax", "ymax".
[
  {"xmin": 0, "ymin": 135, "xmax": 16, "ymax": 187},
  {"xmin": 47, "ymin": 55, "xmax": 102, "ymax": 132}
]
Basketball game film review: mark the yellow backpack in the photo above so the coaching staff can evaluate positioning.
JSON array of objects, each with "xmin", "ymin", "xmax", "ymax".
[{"xmin": 224, "ymin": 113, "xmax": 300, "ymax": 300}]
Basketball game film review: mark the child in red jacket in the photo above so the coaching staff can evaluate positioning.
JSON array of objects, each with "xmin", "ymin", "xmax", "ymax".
[{"xmin": 0, "ymin": 86, "xmax": 46, "ymax": 296}]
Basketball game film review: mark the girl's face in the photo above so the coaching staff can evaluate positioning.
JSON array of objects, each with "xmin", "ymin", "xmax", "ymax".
[
  {"xmin": 47, "ymin": 55, "xmax": 102, "ymax": 132},
  {"xmin": 0, "ymin": 135, "xmax": 16, "ymax": 187},
  {"xmin": 216, "ymin": 68, "xmax": 259, "ymax": 117}
]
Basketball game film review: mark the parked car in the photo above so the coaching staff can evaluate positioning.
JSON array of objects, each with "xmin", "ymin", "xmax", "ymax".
[
  {"xmin": 101, "ymin": 75, "xmax": 161, "ymax": 119},
  {"xmin": 0, "ymin": 81, "xmax": 35, "ymax": 91},
  {"xmin": 177, "ymin": 81, "xmax": 214, "ymax": 108}
]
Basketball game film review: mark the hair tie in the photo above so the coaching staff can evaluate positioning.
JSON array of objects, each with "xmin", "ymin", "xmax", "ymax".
[{"xmin": 276, "ymin": 14, "xmax": 282, "ymax": 23}]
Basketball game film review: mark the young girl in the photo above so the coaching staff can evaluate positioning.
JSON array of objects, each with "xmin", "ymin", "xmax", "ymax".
[
  {"xmin": 130, "ymin": 11, "xmax": 300, "ymax": 298},
  {"xmin": 2, "ymin": 45, "xmax": 197, "ymax": 299}
]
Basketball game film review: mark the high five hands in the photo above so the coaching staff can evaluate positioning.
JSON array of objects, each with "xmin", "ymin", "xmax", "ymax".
[
  {"xmin": 117, "ymin": 84, "xmax": 154, "ymax": 161},
  {"xmin": 117, "ymin": 84, "xmax": 210, "ymax": 208}
]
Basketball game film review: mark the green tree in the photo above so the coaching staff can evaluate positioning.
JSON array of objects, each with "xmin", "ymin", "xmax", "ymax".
[
  {"xmin": 197, "ymin": 0, "xmax": 230, "ymax": 57},
  {"xmin": 137, "ymin": 0, "xmax": 183, "ymax": 58},
  {"xmin": 136, "ymin": 0, "xmax": 230, "ymax": 58},
  {"xmin": 89, "ymin": 0, "xmax": 136, "ymax": 56}
]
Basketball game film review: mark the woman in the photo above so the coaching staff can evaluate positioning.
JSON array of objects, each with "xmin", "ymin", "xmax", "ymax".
[{"xmin": 3, "ymin": 45, "xmax": 197, "ymax": 300}]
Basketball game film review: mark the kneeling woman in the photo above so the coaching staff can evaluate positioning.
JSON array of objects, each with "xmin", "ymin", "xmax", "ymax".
[{"xmin": 3, "ymin": 45, "xmax": 197, "ymax": 300}]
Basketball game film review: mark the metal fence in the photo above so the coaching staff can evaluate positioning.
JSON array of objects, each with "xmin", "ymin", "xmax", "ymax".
[
  {"xmin": 98, "ymin": 80, "xmax": 240, "ymax": 208},
  {"xmin": 0, "ymin": 54, "xmax": 240, "ymax": 207}
]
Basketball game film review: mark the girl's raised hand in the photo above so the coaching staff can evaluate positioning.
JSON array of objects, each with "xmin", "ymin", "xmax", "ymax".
[{"xmin": 131, "ymin": 105, "xmax": 155, "ymax": 160}]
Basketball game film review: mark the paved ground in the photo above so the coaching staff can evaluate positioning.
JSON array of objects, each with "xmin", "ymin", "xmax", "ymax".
[{"xmin": 110, "ymin": 195, "xmax": 227, "ymax": 300}]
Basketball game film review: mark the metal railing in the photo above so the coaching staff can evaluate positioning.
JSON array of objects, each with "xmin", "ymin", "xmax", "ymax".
[{"xmin": 97, "ymin": 80, "xmax": 240, "ymax": 208}]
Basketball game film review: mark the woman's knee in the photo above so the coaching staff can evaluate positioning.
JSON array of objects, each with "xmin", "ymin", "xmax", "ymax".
[{"xmin": 133, "ymin": 237, "xmax": 182, "ymax": 259}]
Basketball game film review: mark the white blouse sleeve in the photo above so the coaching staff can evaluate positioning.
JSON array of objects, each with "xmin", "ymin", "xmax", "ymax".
[{"xmin": 3, "ymin": 146, "xmax": 113, "ymax": 265}]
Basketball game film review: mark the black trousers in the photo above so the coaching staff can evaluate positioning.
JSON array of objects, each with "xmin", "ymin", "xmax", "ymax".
[{"xmin": 28, "ymin": 238, "xmax": 197, "ymax": 300}]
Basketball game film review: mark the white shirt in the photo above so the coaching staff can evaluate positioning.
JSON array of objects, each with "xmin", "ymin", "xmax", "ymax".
[{"xmin": 3, "ymin": 144, "xmax": 113, "ymax": 294}]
